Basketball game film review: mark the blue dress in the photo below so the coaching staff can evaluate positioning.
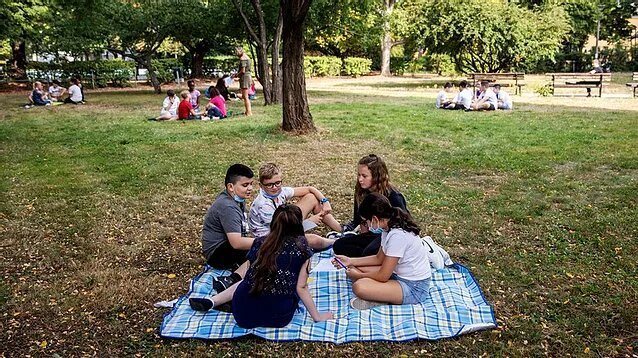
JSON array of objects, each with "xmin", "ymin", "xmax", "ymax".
[{"xmin": 232, "ymin": 235, "xmax": 312, "ymax": 329}]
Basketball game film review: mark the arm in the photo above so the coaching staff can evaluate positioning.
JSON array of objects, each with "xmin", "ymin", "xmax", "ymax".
[
  {"xmin": 297, "ymin": 260, "xmax": 333, "ymax": 322},
  {"xmin": 226, "ymin": 232, "xmax": 254, "ymax": 250},
  {"xmin": 348, "ymin": 254, "xmax": 399, "ymax": 282}
]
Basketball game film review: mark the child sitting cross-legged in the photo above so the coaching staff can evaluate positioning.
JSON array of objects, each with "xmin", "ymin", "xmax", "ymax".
[
  {"xmin": 190, "ymin": 204, "xmax": 334, "ymax": 328},
  {"xmin": 178, "ymin": 90, "xmax": 208, "ymax": 120},
  {"xmin": 249, "ymin": 163, "xmax": 341, "ymax": 245},
  {"xmin": 332, "ymin": 193, "xmax": 432, "ymax": 310}
]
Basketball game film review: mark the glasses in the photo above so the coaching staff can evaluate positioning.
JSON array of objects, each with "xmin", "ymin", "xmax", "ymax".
[{"xmin": 261, "ymin": 180, "xmax": 282, "ymax": 189}]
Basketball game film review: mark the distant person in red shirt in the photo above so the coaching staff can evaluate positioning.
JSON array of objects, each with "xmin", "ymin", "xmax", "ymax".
[{"xmin": 178, "ymin": 90, "xmax": 208, "ymax": 120}]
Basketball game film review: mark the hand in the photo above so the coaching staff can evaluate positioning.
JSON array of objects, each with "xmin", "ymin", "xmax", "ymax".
[
  {"xmin": 345, "ymin": 268, "xmax": 362, "ymax": 280},
  {"xmin": 308, "ymin": 213, "xmax": 323, "ymax": 224},
  {"xmin": 332, "ymin": 255, "xmax": 351, "ymax": 269},
  {"xmin": 314, "ymin": 311, "xmax": 334, "ymax": 322},
  {"xmin": 320, "ymin": 201, "xmax": 332, "ymax": 216}
]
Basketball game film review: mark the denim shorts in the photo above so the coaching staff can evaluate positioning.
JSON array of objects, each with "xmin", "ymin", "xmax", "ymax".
[{"xmin": 392, "ymin": 274, "xmax": 431, "ymax": 304}]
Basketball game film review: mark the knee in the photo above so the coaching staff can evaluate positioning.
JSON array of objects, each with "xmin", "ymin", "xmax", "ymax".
[{"xmin": 352, "ymin": 278, "xmax": 372, "ymax": 298}]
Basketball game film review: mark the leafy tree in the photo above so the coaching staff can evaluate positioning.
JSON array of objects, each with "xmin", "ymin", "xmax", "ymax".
[
  {"xmin": 0, "ymin": 0, "xmax": 51, "ymax": 78},
  {"xmin": 405, "ymin": 0, "xmax": 570, "ymax": 73}
]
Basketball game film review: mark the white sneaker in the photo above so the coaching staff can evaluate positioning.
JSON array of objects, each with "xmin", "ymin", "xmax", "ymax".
[{"xmin": 350, "ymin": 297, "xmax": 386, "ymax": 310}]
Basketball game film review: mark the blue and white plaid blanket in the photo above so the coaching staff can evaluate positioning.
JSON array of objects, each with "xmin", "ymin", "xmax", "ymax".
[{"xmin": 160, "ymin": 250, "xmax": 496, "ymax": 343}]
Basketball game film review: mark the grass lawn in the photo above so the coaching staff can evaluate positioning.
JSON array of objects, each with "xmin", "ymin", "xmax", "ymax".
[{"xmin": 1, "ymin": 84, "xmax": 637, "ymax": 356}]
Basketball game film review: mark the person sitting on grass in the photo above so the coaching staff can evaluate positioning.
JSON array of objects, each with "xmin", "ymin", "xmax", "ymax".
[
  {"xmin": 187, "ymin": 80, "xmax": 201, "ymax": 110},
  {"xmin": 202, "ymin": 164, "xmax": 338, "ymax": 295},
  {"xmin": 154, "ymin": 89, "xmax": 179, "ymax": 120},
  {"xmin": 493, "ymin": 84, "xmax": 512, "ymax": 110},
  {"xmin": 443, "ymin": 80, "xmax": 472, "ymax": 110},
  {"xmin": 29, "ymin": 81, "xmax": 52, "ymax": 107},
  {"xmin": 205, "ymin": 87, "xmax": 227, "ymax": 119},
  {"xmin": 332, "ymin": 154, "xmax": 408, "ymax": 258},
  {"xmin": 470, "ymin": 80, "xmax": 498, "ymax": 111},
  {"xmin": 177, "ymin": 90, "xmax": 208, "ymax": 120},
  {"xmin": 190, "ymin": 204, "xmax": 334, "ymax": 327},
  {"xmin": 249, "ymin": 162, "xmax": 342, "ymax": 240},
  {"xmin": 436, "ymin": 82, "xmax": 454, "ymax": 109},
  {"xmin": 332, "ymin": 193, "xmax": 432, "ymax": 310},
  {"xmin": 64, "ymin": 78, "xmax": 84, "ymax": 105},
  {"xmin": 48, "ymin": 80, "xmax": 66, "ymax": 101}
]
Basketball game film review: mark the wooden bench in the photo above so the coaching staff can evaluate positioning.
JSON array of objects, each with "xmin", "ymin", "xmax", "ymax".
[
  {"xmin": 547, "ymin": 73, "xmax": 611, "ymax": 97},
  {"xmin": 468, "ymin": 73, "xmax": 525, "ymax": 95},
  {"xmin": 626, "ymin": 72, "xmax": 638, "ymax": 98}
]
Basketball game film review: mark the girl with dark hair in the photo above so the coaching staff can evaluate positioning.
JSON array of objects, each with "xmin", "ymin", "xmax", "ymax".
[
  {"xmin": 332, "ymin": 154, "xmax": 408, "ymax": 257},
  {"xmin": 190, "ymin": 204, "xmax": 333, "ymax": 328},
  {"xmin": 333, "ymin": 193, "xmax": 431, "ymax": 310},
  {"xmin": 216, "ymin": 76, "xmax": 231, "ymax": 101}
]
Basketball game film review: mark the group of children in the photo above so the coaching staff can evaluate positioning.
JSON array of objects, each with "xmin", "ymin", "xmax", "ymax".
[
  {"xmin": 189, "ymin": 154, "xmax": 436, "ymax": 328},
  {"xmin": 25, "ymin": 78, "xmax": 85, "ymax": 108},
  {"xmin": 436, "ymin": 80, "xmax": 512, "ymax": 111},
  {"xmin": 152, "ymin": 77, "xmax": 256, "ymax": 121}
]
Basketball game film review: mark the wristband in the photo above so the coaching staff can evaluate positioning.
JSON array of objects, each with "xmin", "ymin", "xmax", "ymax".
[{"xmin": 320, "ymin": 198, "xmax": 329, "ymax": 204}]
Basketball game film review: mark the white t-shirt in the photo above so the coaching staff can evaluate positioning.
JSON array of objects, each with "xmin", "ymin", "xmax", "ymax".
[
  {"xmin": 497, "ymin": 90, "xmax": 512, "ymax": 109},
  {"xmin": 48, "ymin": 85, "xmax": 64, "ymax": 97},
  {"xmin": 249, "ymin": 187, "xmax": 295, "ymax": 238},
  {"xmin": 381, "ymin": 228, "xmax": 432, "ymax": 281},
  {"xmin": 161, "ymin": 96, "xmax": 179, "ymax": 115},
  {"xmin": 453, "ymin": 88, "xmax": 473, "ymax": 109},
  {"xmin": 479, "ymin": 88, "xmax": 498, "ymax": 108},
  {"xmin": 436, "ymin": 90, "xmax": 448, "ymax": 108},
  {"xmin": 68, "ymin": 85, "xmax": 83, "ymax": 102}
]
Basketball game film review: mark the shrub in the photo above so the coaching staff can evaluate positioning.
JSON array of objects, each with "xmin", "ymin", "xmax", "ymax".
[
  {"xmin": 304, "ymin": 56, "xmax": 341, "ymax": 77},
  {"xmin": 535, "ymin": 83, "xmax": 553, "ymax": 97},
  {"xmin": 26, "ymin": 59, "xmax": 135, "ymax": 87},
  {"xmin": 343, "ymin": 57, "xmax": 372, "ymax": 77},
  {"xmin": 390, "ymin": 56, "xmax": 409, "ymax": 75},
  {"xmin": 151, "ymin": 58, "xmax": 182, "ymax": 84}
]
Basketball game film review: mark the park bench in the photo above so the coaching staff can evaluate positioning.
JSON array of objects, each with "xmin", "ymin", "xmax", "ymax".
[
  {"xmin": 625, "ymin": 72, "xmax": 638, "ymax": 98},
  {"xmin": 468, "ymin": 73, "xmax": 525, "ymax": 95},
  {"xmin": 547, "ymin": 73, "xmax": 611, "ymax": 97}
]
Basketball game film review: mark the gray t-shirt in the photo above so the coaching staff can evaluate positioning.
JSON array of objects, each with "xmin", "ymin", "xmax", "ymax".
[{"xmin": 201, "ymin": 191, "xmax": 249, "ymax": 259}]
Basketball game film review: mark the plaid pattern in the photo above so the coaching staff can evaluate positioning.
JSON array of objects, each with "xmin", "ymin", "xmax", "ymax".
[{"xmin": 160, "ymin": 250, "xmax": 496, "ymax": 343}]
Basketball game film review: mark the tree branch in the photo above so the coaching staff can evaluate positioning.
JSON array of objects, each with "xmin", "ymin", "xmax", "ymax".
[{"xmin": 231, "ymin": 0, "xmax": 262, "ymax": 45}]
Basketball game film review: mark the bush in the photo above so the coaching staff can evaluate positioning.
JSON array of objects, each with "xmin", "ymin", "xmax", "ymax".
[
  {"xmin": 151, "ymin": 58, "xmax": 182, "ymax": 84},
  {"xmin": 343, "ymin": 57, "xmax": 372, "ymax": 77},
  {"xmin": 535, "ymin": 83, "xmax": 553, "ymax": 97},
  {"xmin": 26, "ymin": 59, "xmax": 135, "ymax": 87},
  {"xmin": 390, "ymin": 56, "xmax": 409, "ymax": 75},
  {"xmin": 304, "ymin": 56, "xmax": 341, "ymax": 77},
  {"xmin": 424, "ymin": 54, "xmax": 456, "ymax": 76}
]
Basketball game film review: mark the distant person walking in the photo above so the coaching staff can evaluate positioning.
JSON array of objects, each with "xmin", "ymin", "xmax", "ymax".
[{"xmin": 236, "ymin": 47, "xmax": 253, "ymax": 116}]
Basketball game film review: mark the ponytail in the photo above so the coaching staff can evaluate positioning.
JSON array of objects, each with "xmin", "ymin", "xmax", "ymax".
[{"xmin": 389, "ymin": 207, "xmax": 420, "ymax": 236}]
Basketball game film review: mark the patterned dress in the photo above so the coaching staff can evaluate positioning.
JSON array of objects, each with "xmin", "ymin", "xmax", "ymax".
[{"xmin": 232, "ymin": 235, "xmax": 312, "ymax": 328}]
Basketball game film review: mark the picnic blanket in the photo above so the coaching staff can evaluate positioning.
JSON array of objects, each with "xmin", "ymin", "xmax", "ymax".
[{"xmin": 160, "ymin": 250, "xmax": 496, "ymax": 343}]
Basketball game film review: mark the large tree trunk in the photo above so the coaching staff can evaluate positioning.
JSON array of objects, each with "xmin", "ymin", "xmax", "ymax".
[
  {"xmin": 144, "ymin": 56, "xmax": 162, "ymax": 94},
  {"xmin": 281, "ymin": 0, "xmax": 314, "ymax": 133},
  {"xmin": 191, "ymin": 46, "xmax": 205, "ymax": 78},
  {"xmin": 10, "ymin": 40, "xmax": 28, "ymax": 80},
  {"xmin": 271, "ymin": 9, "xmax": 284, "ymax": 104},
  {"xmin": 380, "ymin": 0, "xmax": 396, "ymax": 77}
]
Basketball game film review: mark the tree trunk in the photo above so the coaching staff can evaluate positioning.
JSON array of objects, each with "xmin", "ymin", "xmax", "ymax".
[
  {"xmin": 380, "ymin": 0, "xmax": 396, "ymax": 77},
  {"xmin": 281, "ymin": 0, "xmax": 314, "ymax": 133},
  {"xmin": 10, "ymin": 40, "xmax": 28, "ymax": 79},
  {"xmin": 144, "ymin": 56, "xmax": 162, "ymax": 94},
  {"xmin": 191, "ymin": 47, "xmax": 205, "ymax": 78},
  {"xmin": 251, "ymin": 0, "xmax": 273, "ymax": 105},
  {"xmin": 271, "ymin": 9, "xmax": 284, "ymax": 104}
]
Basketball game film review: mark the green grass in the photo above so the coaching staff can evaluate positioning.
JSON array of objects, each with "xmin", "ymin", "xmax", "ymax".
[{"xmin": 1, "ymin": 87, "xmax": 637, "ymax": 356}]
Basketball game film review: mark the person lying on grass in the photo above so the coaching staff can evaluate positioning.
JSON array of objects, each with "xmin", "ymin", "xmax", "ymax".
[
  {"xmin": 332, "ymin": 193, "xmax": 432, "ymax": 310},
  {"xmin": 190, "ymin": 204, "xmax": 334, "ymax": 327},
  {"xmin": 249, "ymin": 162, "xmax": 342, "ymax": 239},
  {"xmin": 201, "ymin": 164, "xmax": 336, "ymax": 295},
  {"xmin": 332, "ymin": 154, "xmax": 408, "ymax": 258}
]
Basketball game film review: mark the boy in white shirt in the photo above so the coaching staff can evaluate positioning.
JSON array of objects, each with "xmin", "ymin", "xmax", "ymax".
[
  {"xmin": 493, "ymin": 84, "xmax": 513, "ymax": 110},
  {"xmin": 48, "ymin": 80, "xmax": 66, "ymax": 101},
  {"xmin": 249, "ymin": 163, "xmax": 342, "ymax": 239},
  {"xmin": 443, "ymin": 80, "xmax": 472, "ymax": 110},
  {"xmin": 471, "ymin": 80, "xmax": 498, "ymax": 111},
  {"xmin": 436, "ymin": 82, "xmax": 454, "ymax": 109},
  {"xmin": 64, "ymin": 78, "xmax": 84, "ymax": 104},
  {"xmin": 154, "ymin": 89, "xmax": 179, "ymax": 120}
]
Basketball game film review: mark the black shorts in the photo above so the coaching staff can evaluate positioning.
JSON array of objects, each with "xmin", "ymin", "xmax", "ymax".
[
  {"xmin": 332, "ymin": 232, "xmax": 381, "ymax": 258},
  {"xmin": 206, "ymin": 240, "xmax": 248, "ymax": 270}
]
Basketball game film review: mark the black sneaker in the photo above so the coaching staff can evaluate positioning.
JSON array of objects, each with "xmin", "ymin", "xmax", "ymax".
[
  {"xmin": 212, "ymin": 273, "xmax": 240, "ymax": 293},
  {"xmin": 189, "ymin": 297, "xmax": 214, "ymax": 311}
]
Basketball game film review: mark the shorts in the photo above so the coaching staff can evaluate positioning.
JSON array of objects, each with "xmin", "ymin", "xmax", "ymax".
[
  {"xmin": 391, "ymin": 274, "xmax": 431, "ymax": 304},
  {"xmin": 206, "ymin": 240, "xmax": 248, "ymax": 270}
]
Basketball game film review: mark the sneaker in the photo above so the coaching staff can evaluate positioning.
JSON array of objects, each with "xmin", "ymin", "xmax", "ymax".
[
  {"xmin": 189, "ymin": 297, "xmax": 214, "ymax": 311},
  {"xmin": 350, "ymin": 297, "xmax": 386, "ymax": 310},
  {"xmin": 213, "ymin": 274, "xmax": 240, "ymax": 293},
  {"xmin": 326, "ymin": 231, "xmax": 342, "ymax": 240}
]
